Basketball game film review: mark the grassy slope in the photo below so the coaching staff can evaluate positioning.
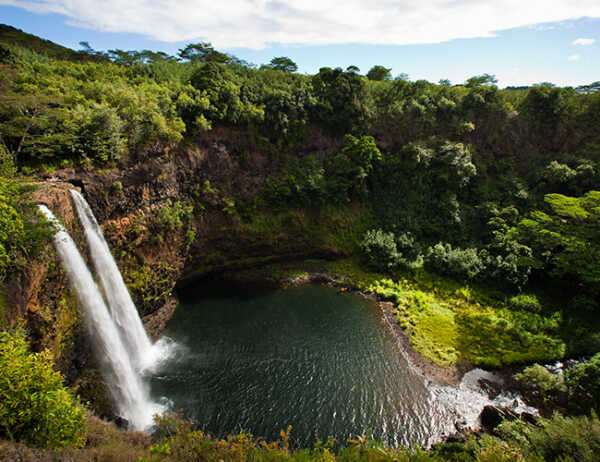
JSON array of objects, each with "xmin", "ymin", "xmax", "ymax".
[{"xmin": 366, "ymin": 276, "xmax": 565, "ymax": 368}]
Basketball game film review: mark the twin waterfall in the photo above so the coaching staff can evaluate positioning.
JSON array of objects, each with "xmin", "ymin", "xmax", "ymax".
[{"xmin": 39, "ymin": 191, "xmax": 168, "ymax": 430}]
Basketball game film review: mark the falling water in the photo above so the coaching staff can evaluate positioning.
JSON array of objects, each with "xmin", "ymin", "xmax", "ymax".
[
  {"xmin": 70, "ymin": 190, "xmax": 167, "ymax": 370},
  {"xmin": 39, "ymin": 205, "xmax": 161, "ymax": 430}
]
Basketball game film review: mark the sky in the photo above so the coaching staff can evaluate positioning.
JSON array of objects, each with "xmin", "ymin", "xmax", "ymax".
[{"xmin": 0, "ymin": 0, "xmax": 599, "ymax": 87}]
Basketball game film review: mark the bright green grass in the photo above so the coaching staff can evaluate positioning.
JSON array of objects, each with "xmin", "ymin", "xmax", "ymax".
[
  {"xmin": 404, "ymin": 291, "xmax": 459, "ymax": 366},
  {"xmin": 368, "ymin": 277, "xmax": 565, "ymax": 368}
]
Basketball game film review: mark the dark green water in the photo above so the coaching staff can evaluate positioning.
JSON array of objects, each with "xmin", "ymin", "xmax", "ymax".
[{"xmin": 150, "ymin": 282, "xmax": 454, "ymax": 447}]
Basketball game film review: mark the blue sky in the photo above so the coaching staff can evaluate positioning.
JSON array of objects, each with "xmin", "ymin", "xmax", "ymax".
[{"xmin": 0, "ymin": 1, "xmax": 599, "ymax": 87}]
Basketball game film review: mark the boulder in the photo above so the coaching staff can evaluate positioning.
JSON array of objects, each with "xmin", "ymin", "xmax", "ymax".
[
  {"xmin": 114, "ymin": 416, "xmax": 130, "ymax": 430},
  {"xmin": 479, "ymin": 405, "xmax": 519, "ymax": 432}
]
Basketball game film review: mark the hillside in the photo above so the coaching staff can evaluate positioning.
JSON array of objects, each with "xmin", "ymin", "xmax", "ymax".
[{"xmin": 0, "ymin": 24, "xmax": 101, "ymax": 61}]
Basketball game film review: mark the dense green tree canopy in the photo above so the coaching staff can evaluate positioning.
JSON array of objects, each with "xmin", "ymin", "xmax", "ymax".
[
  {"xmin": 518, "ymin": 191, "xmax": 600, "ymax": 290},
  {"xmin": 311, "ymin": 67, "xmax": 368, "ymax": 133},
  {"xmin": 2, "ymin": 28, "xmax": 600, "ymax": 460},
  {"xmin": 1, "ymin": 37, "xmax": 600, "ymax": 314}
]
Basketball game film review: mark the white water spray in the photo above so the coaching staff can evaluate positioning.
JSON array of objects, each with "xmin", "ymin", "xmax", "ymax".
[{"xmin": 39, "ymin": 205, "xmax": 162, "ymax": 430}]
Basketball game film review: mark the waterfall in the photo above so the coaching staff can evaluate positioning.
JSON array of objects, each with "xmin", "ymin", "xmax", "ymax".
[
  {"xmin": 70, "ymin": 190, "xmax": 154, "ymax": 369},
  {"xmin": 39, "ymin": 205, "xmax": 161, "ymax": 430}
]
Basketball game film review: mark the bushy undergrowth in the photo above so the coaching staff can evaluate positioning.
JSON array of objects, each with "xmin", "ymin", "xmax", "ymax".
[
  {"xmin": 514, "ymin": 352, "xmax": 600, "ymax": 417},
  {"xmin": 360, "ymin": 229, "xmax": 420, "ymax": 272},
  {"xmin": 425, "ymin": 243, "xmax": 484, "ymax": 281},
  {"xmin": 564, "ymin": 353, "xmax": 600, "ymax": 414},
  {"xmin": 4, "ymin": 412, "xmax": 599, "ymax": 462},
  {"xmin": 496, "ymin": 413, "xmax": 600, "ymax": 462},
  {"xmin": 361, "ymin": 229, "xmax": 403, "ymax": 271},
  {"xmin": 0, "ymin": 330, "xmax": 87, "ymax": 448},
  {"xmin": 514, "ymin": 365, "xmax": 566, "ymax": 406},
  {"xmin": 508, "ymin": 294, "xmax": 542, "ymax": 313}
]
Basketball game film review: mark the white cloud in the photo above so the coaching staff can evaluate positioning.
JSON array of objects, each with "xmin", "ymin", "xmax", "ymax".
[
  {"xmin": 1, "ymin": 0, "xmax": 600, "ymax": 48},
  {"xmin": 572, "ymin": 37, "xmax": 596, "ymax": 45},
  {"xmin": 568, "ymin": 53, "xmax": 581, "ymax": 61}
]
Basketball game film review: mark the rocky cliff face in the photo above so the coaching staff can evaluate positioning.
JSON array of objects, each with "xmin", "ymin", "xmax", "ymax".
[{"xmin": 6, "ymin": 182, "xmax": 83, "ymax": 376}]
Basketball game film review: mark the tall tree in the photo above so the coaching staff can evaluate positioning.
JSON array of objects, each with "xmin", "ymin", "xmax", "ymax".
[
  {"xmin": 265, "ymin": 56, "xmax": 298, "ymax": 73},
  {"xmin": 367, "ymin": 65, "xmax": 392, "ymax": 81},
  {"xmin": 78, "ymin": 41, "xmax": 94, "ymax": 54},
  {"xmin": 465, "ymin": 74, "xmax": 498, "ymax": 88},
  {"xmin": 518, "ymin": 191, "xmax": 600, "ymax": 290},
  {"xmin": 311, "ymin": 67, "xmax": 368, "ymax": 133},
  {"xmin": 177, "ymin": 42, "xmax": 230, "ymax": 64}
]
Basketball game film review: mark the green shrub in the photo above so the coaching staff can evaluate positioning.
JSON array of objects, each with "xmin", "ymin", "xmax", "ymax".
[
  {"xmin": 542, "ymin": 160, "xmax": 576, "ymax": 188},
  {"xmin": 498, "ymin": 413, "xmax": 600, "ymax": 462},
  {"xmin": 154, "ymin": 200, "xmax": 194, "ymax": 239},
  {"xmin": 360, "ymin": 229, "xmax": 401, "ymax": 272},
  {"xmin": 508, "ymin": 294, "xmax": 542, "ymax": 313},
  {"xmin": 479, "ymin": 247, "xmax": 532, "ymax": 290},
  {"xmin": 474, "ymin": 437, "xmax": 529, "ymax": 462},
  {"xmin": 125, "ymin": 263, "xmax": 177, "ymax": 311},
  {"xmin": 565, "ymin": 353, "xmax": 600, "ymax": 414},
  {"xmin": 360, "ymin": 229, "xmax": 421, "ymax": 273},
  {"xmin": 396, "ymin": 232, "xmax": 421, "ymax": 262},
  {"xmin": 111, "ymin": 180, "xmax": 124, "ymax": 194},
  {"xmin": 514, "ymin": 364, "xmax": 565, "ymax": 404},
  {"xmin": 0, "ymin": 330, "xmax": 87, "ymax": 448},
  {"xmin": 425, "ymin": 242, "xmax": 484, "ymax": 281}
]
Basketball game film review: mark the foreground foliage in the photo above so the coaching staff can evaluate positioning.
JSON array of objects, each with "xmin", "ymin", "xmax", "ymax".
[
  {"xmin": 0, "ymin": 330, "xmax": 87, "ymax": 448},
  {"xmin": 2, "ymin": 413, "xmax": 600, "ymax": 462},
  {"xmin": 495, "ymin": 413, "xmax": 600, "ymax": 462}
]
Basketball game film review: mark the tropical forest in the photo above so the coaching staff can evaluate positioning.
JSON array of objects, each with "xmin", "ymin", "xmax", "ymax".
[{"xmin": 0, "ymin": 11, "xmax": 600, "ymax": 462}]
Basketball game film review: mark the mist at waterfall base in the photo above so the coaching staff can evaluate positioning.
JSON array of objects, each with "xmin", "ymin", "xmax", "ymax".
[{"xmin": 40, "ymin": 199, "xmax": 174, "ymax": 430}]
